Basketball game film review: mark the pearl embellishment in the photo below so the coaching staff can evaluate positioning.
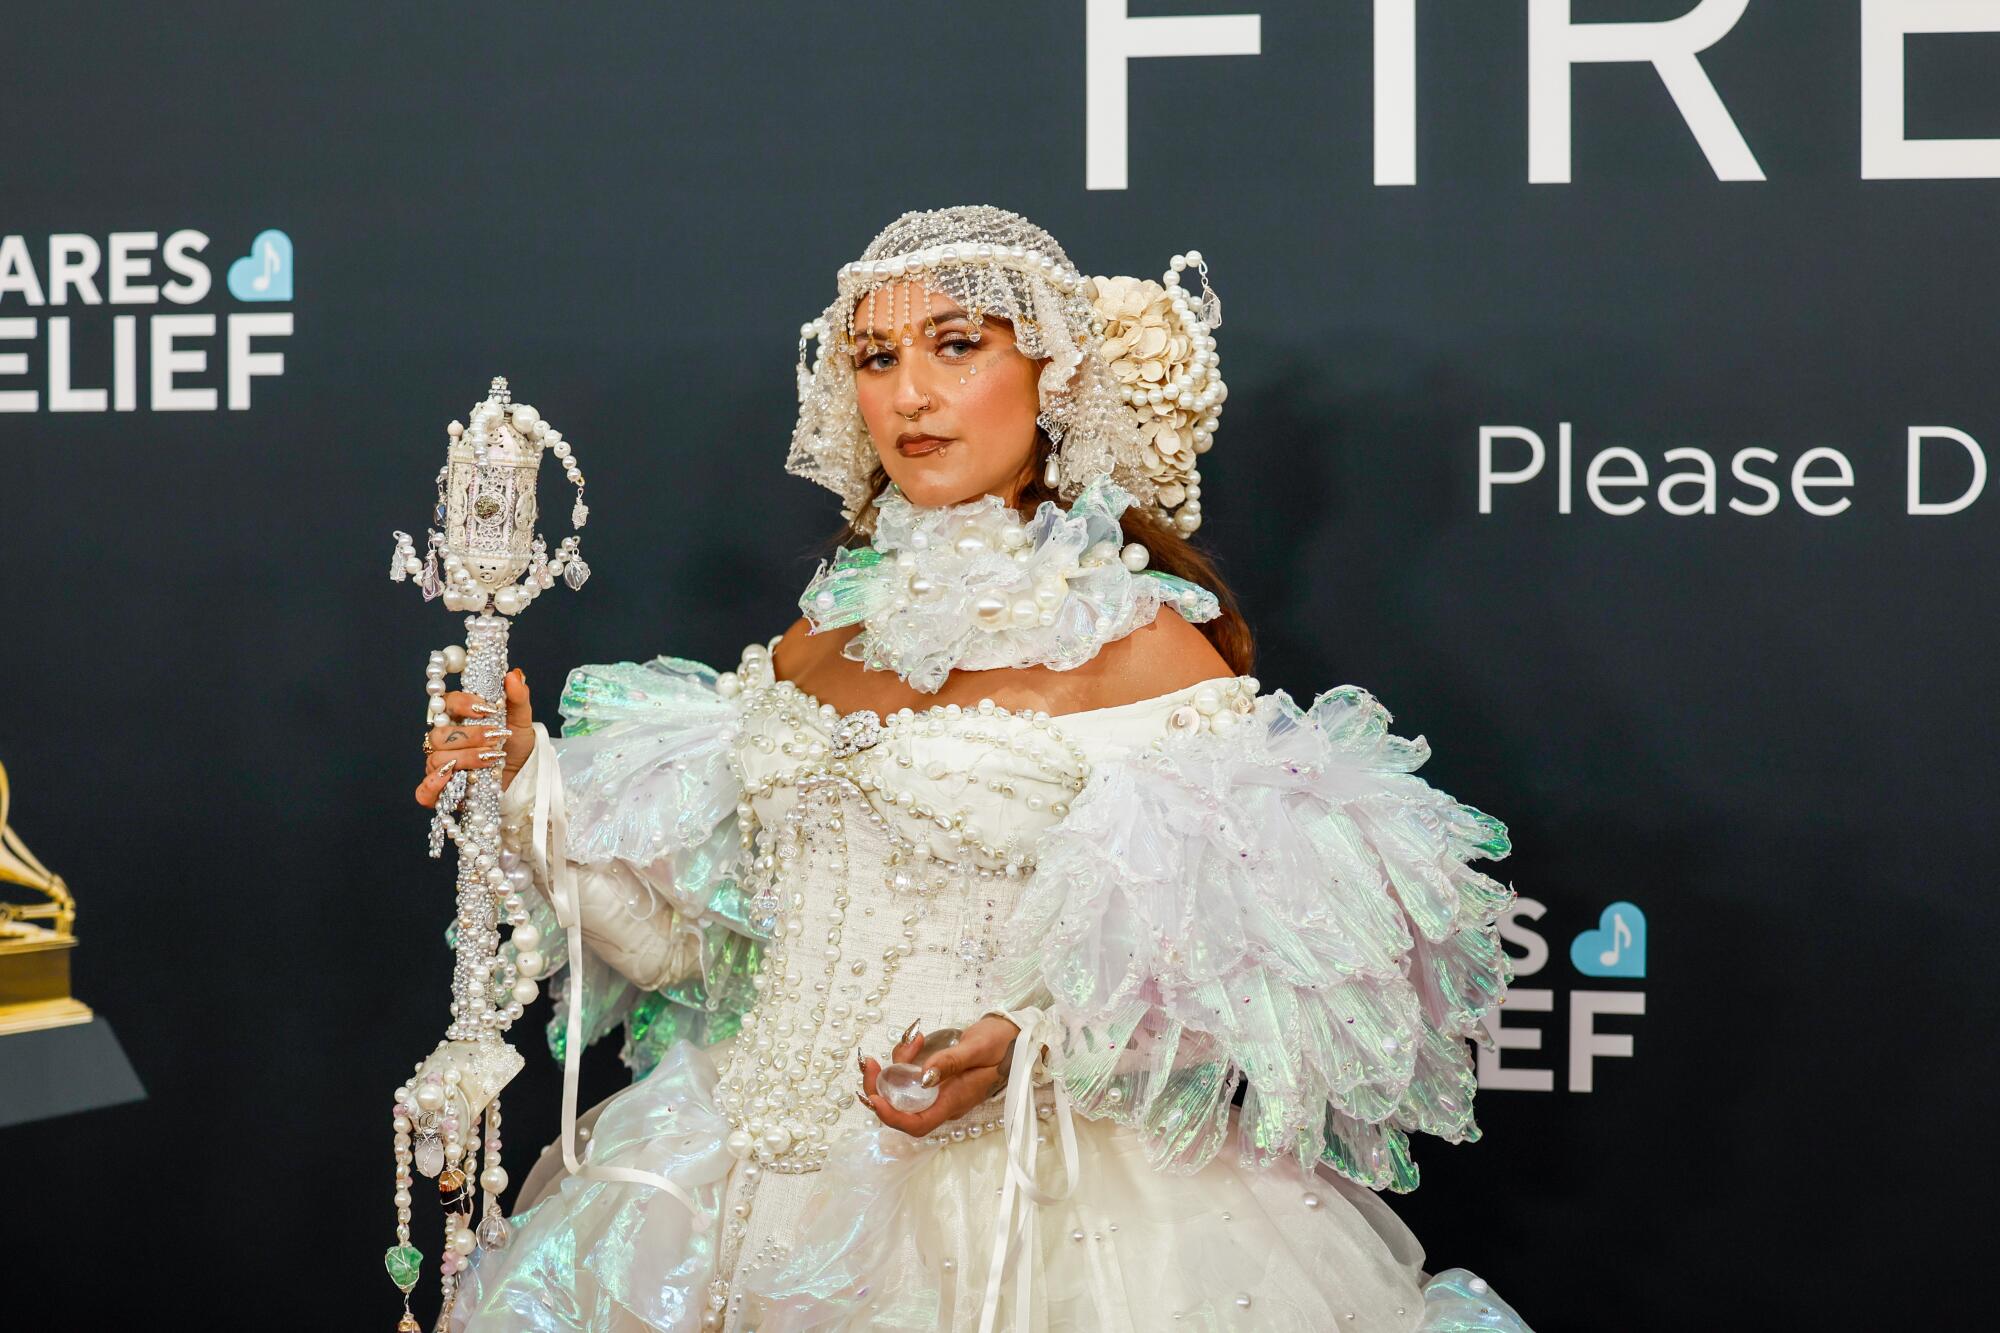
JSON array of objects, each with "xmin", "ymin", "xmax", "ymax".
[{"xmin": 708, "ymin": 633, "xmax": 1259, "ymax": 1183}]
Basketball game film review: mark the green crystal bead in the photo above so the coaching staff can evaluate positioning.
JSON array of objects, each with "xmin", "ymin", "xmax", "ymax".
[
  {"xmin": 383, "ymin": 1244, "xmax": 423, "ymax": 1293},
  {"xmin": 833, "ymin": 545, "xmax": 885, "ymax": 570}
]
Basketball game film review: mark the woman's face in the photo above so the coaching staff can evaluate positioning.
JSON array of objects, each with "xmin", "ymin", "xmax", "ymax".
[{"xmin": 848, "ymin": 279, "xmax": 1044, "ymax": 509}]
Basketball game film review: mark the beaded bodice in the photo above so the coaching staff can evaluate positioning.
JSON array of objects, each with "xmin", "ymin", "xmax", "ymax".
[{"xmin": 704, "ymin": 635, "xmax": 1259, "ymax": 1175}]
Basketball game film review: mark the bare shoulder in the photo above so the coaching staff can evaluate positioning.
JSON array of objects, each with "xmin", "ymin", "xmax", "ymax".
[
  {"xmin": 769, "ymin": 615, "xmax": 812, "ymax": 675},
  {"xmin": 1082, "ymin": 607, "xmax": 1234, "ymax": 707},
  {"xmin": 769, "ymin": 614, "xmax": 868, "ymax": 684}
]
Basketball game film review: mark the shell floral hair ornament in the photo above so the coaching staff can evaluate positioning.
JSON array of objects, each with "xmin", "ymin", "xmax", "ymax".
[
  {"xmin": 1085, "ymin": 257, "xmax": 1223, "ymax": 534},
  {"xmin": 788, "ymin": 204, "xmax": 1227, "ymax": 538}
]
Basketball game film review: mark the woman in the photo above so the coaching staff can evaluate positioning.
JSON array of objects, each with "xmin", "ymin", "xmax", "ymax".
[{"xmin": 417, "ymin": 205, "xmax": 1535, "ymax": 1331}]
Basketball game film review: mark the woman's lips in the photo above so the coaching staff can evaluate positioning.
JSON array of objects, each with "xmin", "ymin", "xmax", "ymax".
[{"xmin": 897, "ymin": 435, "xmax": 951, "ymax": 456}]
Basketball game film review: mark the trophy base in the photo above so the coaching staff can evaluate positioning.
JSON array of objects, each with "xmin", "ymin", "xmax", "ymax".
[
  {"xmin": 0, "ymin": 995, "xmax": 92, "ymax": 1036},
  {"xmin": 0, "ymin": 929, "xmax": 85, "ymax": 1033},
  {"xmin": 0, "ymin": 1014, "xmax": 145, "ymax": 1128}
]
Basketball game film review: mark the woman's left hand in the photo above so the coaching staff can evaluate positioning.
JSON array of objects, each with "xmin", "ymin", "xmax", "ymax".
[{"xmin": 859, "ymin": 1014, "xmax": 1021, "ymax": 1137}]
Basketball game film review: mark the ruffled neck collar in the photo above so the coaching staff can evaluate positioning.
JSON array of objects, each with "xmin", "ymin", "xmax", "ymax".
[{"xmin": 798, "ymin": 477, "xmax": 1221, "ymax": 693}]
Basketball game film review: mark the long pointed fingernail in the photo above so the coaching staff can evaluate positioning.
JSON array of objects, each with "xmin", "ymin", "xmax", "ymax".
[
  {"xmin": 857, "ymin": 1054, "xmax": 867, "ymax": 1075},
  {"xmin": 899, "ymin": 1018, "xmax": 922, "ymax": 1046},
  {"xmin": 855, "ymin": 1091, "xmax": 870, "ymax": 1109},
  {"xmin": 920, "ymin": 1067, "xmax": 941, "ymax": 1088}
]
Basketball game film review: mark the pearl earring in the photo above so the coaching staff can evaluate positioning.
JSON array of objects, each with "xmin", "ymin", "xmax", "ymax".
[{"xmin": 1043, "ymin": 453, "xmax": 1060, "ymax": 488}]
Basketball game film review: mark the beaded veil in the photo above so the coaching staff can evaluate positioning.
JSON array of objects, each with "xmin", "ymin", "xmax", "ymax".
[{"xmin": 787, "ymin": 205, "xmax": 1225, "ymax": 538}]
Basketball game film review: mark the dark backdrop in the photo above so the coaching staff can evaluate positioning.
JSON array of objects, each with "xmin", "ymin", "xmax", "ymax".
[{"xmin": 1, "ymin": 3, "xmax": 1993, "ymax": 1329}]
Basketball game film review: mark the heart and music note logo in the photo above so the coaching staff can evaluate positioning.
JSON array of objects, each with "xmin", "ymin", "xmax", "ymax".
[
  {"xmin": 227, "ymin": 229, "xmax": 294, "ymax": 302},
  {"xmin": 1569, "ymin": 901, "xmax": 1646, "ymax": 978}
]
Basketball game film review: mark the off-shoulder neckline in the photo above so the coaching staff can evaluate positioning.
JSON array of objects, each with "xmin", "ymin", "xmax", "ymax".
[
  {"xmin": 753, "ymin": 635, "xmax": 1249, "ymax": 726},
  {"xmin": 763, "ymin": 672, "xmax": 1248, "ymax": 725}
]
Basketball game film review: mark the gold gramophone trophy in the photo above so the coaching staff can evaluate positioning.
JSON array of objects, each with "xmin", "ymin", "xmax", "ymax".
[{"xmin": 0, "ymin": 757, "xmax": 92, "ymax": 1035}]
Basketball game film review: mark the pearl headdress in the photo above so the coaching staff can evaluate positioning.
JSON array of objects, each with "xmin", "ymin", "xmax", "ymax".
[{"xmin": 787, "ymin": 204, "xmax": 1226, "ymax": 538}]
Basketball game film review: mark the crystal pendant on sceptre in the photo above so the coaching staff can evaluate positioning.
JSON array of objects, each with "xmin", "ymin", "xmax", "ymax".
[{"xmin": 382, "ymin": 376, "xmax": 590, "ymax": 1331}]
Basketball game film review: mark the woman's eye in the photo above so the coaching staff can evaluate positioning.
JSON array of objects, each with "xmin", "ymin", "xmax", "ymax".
[{"xmin": 857, "ymin": 336, "xmax": 972, "ymax": 372}]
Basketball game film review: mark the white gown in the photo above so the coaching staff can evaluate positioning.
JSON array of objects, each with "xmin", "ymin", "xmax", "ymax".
[{"xmin": 448, "ymin": 636, "xmax": 1536, "ymax": 1333}]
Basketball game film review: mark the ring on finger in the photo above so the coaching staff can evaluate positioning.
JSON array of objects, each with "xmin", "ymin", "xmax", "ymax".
[{"xmin": 422, "ymin": 733, "xmax": 434, "ymax": 755}]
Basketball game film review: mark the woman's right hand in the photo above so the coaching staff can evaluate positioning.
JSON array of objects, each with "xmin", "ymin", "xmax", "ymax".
[{"xmin": 415, "ymin": 667, "xmax": 536, "ymax": 806}]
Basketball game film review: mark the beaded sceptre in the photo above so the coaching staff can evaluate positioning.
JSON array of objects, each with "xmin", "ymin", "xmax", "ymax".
[{"xmin": 382, "ymin": 376, "xmax": 590, "ymax": 1331}]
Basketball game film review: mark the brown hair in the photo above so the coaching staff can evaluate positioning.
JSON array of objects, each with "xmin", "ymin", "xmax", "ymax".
[{"xmin": 819, "ymin": 428, "xmax": 1256, "ymax": 677}]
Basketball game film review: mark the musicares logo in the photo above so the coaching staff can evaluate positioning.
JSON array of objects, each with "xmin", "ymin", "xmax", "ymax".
[
  {"xmin": 0, "ymin": 227, "xmax": 293, "ymax": 413},
  {"xmin": 1480, "ymin": 897, "xmax": 1647, "ymax": 1095}
]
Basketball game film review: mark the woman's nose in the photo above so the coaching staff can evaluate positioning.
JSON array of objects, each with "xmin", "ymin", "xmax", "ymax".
[{"xmin": 890, "ymin": 368, "xmax": 934, "ymax": 417}]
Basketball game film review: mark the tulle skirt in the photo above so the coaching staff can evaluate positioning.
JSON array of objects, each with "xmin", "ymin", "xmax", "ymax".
[{"xmin": 450, "ymin": 1041, "xmax": 1534, "ymax": 1332}]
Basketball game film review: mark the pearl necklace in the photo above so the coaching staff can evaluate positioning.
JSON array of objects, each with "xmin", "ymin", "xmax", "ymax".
[{"xmin": 798, "ymin": 475, "xmax": 1221, "ymax": 694}]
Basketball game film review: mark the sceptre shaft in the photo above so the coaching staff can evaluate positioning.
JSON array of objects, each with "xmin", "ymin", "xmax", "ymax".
[{"xmin": 382, "ymin": 376, "xmax": 590, "ymax": 1331}]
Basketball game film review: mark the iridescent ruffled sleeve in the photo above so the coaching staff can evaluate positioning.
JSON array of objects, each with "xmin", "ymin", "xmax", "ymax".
[
  {"xmin": 993, "ymin": 684, "xmax": 1515, "ymax": 1192},
  {"xmin": 498, "ymin": 655, "xmax": 765, "ymax": 1079}
]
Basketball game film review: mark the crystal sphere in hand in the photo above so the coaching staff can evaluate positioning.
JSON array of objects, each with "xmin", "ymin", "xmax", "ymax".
[
  {"xmin": 877, "ymin": 1061, "xmax": 937, "ymax": 1113},
  {"xmin": 877, "ymin": 1027, "xmax": 962, "ymax": 1113}
]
